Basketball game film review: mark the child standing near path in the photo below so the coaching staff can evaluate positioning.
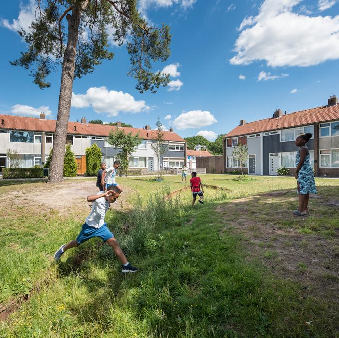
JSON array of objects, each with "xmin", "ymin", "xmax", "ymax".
[
  {"xmin": 293, "ymin": 133, "xmax": 317, "ymax": 216},
  {"xmin": 54, "ymin": 185, "xmax": 138, "ymax": 273},
  {"xmin": 181, "ymin": 165, "xmax": 188, "ymax": 182},
  {"xmin": 102, "ymin": 160, "xmax": 122, "ymax": 192},
  {"xmin": 190, "ymin": 171, "xmax": 204, "ymax": 206}
]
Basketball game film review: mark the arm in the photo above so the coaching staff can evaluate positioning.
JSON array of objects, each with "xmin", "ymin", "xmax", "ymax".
[
  {"xmin": 200, "ymin": 180, "xmax": 204, "ymax": 192},
  {"xmin": 295, "ymin": 147, "xmax": 307, "ymax": 178},
  {"xmin": 101, "ymin": 170, "xmax": 106, "ymax": 189},
  {"xmin": 87, "ymin": 191, "xmax": 111, "ymax": 202}
]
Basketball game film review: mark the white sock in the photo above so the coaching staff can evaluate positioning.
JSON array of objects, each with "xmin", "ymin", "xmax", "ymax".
[{"xmin": 123, "ymin": 262, "xmax": 129, "ymax": 266}]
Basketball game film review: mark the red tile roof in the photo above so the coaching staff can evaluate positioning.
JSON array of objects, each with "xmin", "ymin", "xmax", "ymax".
[
  {"xmin": 187, "ymin": 149, "xmax": 213, "ymax": 157},
  {"xmin": 0, "ymin": 114, "xmax": 185, "ymax": 142},
  {"xmin": 225, "ymin": 104, "xmax": 339, "ymax": 138}
]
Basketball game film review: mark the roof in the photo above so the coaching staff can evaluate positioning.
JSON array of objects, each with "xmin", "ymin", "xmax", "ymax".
[
  {"xmin": 0, "ymin": 114, "xmax": 185, "ymax": 142},
  {"xmin": 225, "ymin": 103, "xmax": 339, "ymax": 138},
  {"xmin": 187, "ymin": 149, "xmax": 213, "ymax": 157}
]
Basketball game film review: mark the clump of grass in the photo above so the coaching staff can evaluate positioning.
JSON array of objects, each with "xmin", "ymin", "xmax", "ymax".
[{"xmin": 232, "ymin": 175, "xmax": 256, "ymax": 182}]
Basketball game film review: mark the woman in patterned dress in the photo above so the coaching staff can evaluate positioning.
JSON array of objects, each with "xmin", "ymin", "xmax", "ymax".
[{"xmin": 293, "ymin": 133, "xmax": 317, "ymax": 216}]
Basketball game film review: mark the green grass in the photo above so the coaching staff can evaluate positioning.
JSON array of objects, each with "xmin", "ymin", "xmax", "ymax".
[{"xmin": 0, "ymin": 175, "xmax": 338, "ymax": 337}]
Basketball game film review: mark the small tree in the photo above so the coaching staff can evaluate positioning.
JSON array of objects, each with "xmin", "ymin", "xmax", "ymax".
[
  {"xmin": 232, "ymin": 143, "xmax": 248, "ymax": 174},
  {"xmin": 44, "ymin": 148, "xmax": 53, "ymax": 168},
  {"xmin": 85, "ymin": 143, "xmax": 102, "ymax": 176},
  {"xmin": 6, "ymin": 149, "xmax": 23, "ymax": 168},
  {"xmin": 151, "ymin": 119, "xmax": 167, "ymax": 177},
  {"xmin": 107, "ymin": 128, "xmax": 141, "ymax": 176},
  {"xmin": 63, "ymin": 144, "xmax": 77, "ymax": 177}
]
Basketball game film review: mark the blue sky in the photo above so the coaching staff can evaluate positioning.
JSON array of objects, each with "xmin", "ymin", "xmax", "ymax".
[{"xmin": 1, "ymin": 0, "xmax": 339, "ymax": 140}]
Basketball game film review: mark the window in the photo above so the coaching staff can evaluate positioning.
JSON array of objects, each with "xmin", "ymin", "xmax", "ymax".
[
  {"xmin": 34, "ymin": 157, "xmax": 41, "ymax": 166},
  {"xmin": 281, "ymin": 129, "xmax": 295, "ymax": 142},
  {"xmin": 270, "ymin": 131, "xmax": 279, "ymax": 135},
  {"xmin": 233, "ymin": 158, "xmax": 239, "ymax": 168},
  {"xmin": 10, "ymin": 131, "xmax": 34, "ymax": 143},
  {"xmin": 138, "ymin": 141, "xmax": 147, "ymax": 149},
  {"xmin": 226, "ymin": 138, "xmax": 232, "ymax": 147},
  {"xmin": 295, "ymin": 128, "xmax": 304, "ymax": 137},
  {"xmin": 248, "ymin": 135, "xmax": 255, "ymax": 138},
  {"xmin": 304, "ymin": 125, "xmax": 314, "ymax": 136},
  {"xmin": 320, "ymin": 123, "xmax": 330, "ymax": 137},
  {"xmin": 255, "ymin": 134, "xmax": 260, "ymax": 137},
  {"xmin": 320, "ymin": 150, "xmax": 330, "ymax": 167},
  {"xmin": 264, "ymin": 132, "xmax": 269, "ymax": 136},
  {"xmin": 227, "ymin": 157, "xmax": 232, "ymax": 168},
  {"xmin": 227, "ymin": 157, "xmax": 240, "ymax": 168},
  {"xmin": 232, "ymin": 137, "xmax": 238, "ymax": 147},
  {"xmin": 331, "ymin": 122, "xmax": 339, "ymax": 137},
  {"xmin": 332, "ymin": 149, "xmax": 339, "ymax": 167},
  {"xmin": 281, "ymin": 152, "xmax": 296, "ymax": 168},
  {"xmin": 34, "ymin": 135, "xmax": 42, "ymax": 143},
  {"xmin": 168, "ymin": 144, "xmax": 184, "ymax": 151},
  {"xmin": 129, "ymin": 157, "xmax": 146, "ymax": 168},
  {"xmin": 168, "ymin": 160, "xmax": 183, "ymax": 168},
  {"xmin": 46, "ymin": 135, "xmax": 53, "ymax": 143},
  {"xmin": 66, "ymin": 135, "xmax": 73, "ymax": 145}
]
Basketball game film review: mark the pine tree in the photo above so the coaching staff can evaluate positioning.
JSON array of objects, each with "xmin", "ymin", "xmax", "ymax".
[
  {"xmin": 85, "ymin": 143, "xmax": 103, "ymax": 176},
  {"xmin": 63, "ymin": 144, "xmax": 77, "ymax": 177}
]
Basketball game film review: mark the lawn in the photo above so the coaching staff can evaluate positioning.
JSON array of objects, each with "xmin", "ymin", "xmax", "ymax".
[{"xmin": 0, "ymin": 174, "xmax": 338, "ymax": 337}]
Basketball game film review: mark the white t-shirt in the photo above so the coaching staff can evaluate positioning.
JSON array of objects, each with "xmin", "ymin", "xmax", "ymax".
[
  {"xmin": 105, "ymin": 167, "xmax": 117, "ymax": 185},
  {"xmin": 85, "ymin": 193, "xmax": 110, "ymax": 228}
]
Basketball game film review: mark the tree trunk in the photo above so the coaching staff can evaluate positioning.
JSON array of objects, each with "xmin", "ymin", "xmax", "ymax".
[{"xmin": 49, "ymin": 4, "xmax": 85, "ymax": 183}]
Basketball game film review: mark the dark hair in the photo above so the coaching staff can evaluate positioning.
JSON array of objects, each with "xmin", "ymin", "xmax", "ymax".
[
  {"xmin": 299, "ymin": 133, "xmax": 312, "ymax": 143},
  {"xmin": 192, "ymin": 171, "xmax": 197, "ymax": 177},
  {"xmin": 114, "ymin": 160, "xmax": 120, "ymax": 165},
  {"xmin": 107, "ymin": 185, "xmax": 122, "ymax": 194}
]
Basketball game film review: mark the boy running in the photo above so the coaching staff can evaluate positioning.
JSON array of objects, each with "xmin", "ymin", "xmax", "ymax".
[
  {"xmin": 54, "ymin": 185, "xmax": 137, "ymax": 273},
  {"xmin": 190, "ymin": 172, "xmax": 204, "ymax": 206},
  {"xmin": 102, "ymin": 160, "xmax": 122, "ymax": 192}
]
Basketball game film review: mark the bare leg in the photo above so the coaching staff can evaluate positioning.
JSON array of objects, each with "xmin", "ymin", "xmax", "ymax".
[
  {"xmin": 303, "ymin": 193, "xmax": 310, "ymax": 212},
  {"xmin": 63, "ymin": 240, "xmax": 79, "ymax": 252},
  {"xmin": 192, "ymin": 196, "xmax": 196, "ymax": 206},
  {"xmin": 106, "ymin": 238, "xmax": 128, "ymax": 264},
  {"xmin": 298, "ymin": 195, "xmax": 306, "ymax": 212}
]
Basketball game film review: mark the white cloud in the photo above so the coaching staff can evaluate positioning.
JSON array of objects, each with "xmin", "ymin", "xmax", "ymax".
[
  {"xmin": 227, "ymin": 4, "xmax": 236, "ymax": 12},
  {"xmin": 164, "ymin": 101, "xmax": 174, "ymax": 105},
  {"xmin": 1, "ymin": 0, "xmax": 36, "ymax": 33},
  {"xmin": 164, "ymin": 114, "xmax": 172, "ymax": 119},
  {"xmin": 173, "ymin": 110, "xmax": 217, "ymax": 130},
  {"xmin": 230, "ymin": 0, "xmax": 339, "ymax": 67},
  {"xmin": 318, "ymin": 0, "xmax": 337, "ymax": 11},
  {"xmin": 10, "ymin": 104, "xmax": 52, "ymax": 117},
  {"xmin": 258, "ymin": 71, "xmax": 289, "ymax": 81},
  {"xmin": 197, "ymin": 130, "xmax": 218, "ymax": 141},
  {"xmin": 161, "ymin": 63, "xmax": 181, "ymax": 77},
  {"xmin": 290, "ymin": 88, "xmax": 299, "ymax": 93},
  {"xmin": 71, "ymin": 87, "xmax": 149, "ymax": 116},
  {"xmin": 167, "ymin": 79, "xmax": 183, "ymax": 91},
  {"xmin": 139, "ymin": 0, "xmax": 196, "ymax": 13},
  {"xmin": 239, "ymin": 74, "xmax": 246, "ymax": 80}
]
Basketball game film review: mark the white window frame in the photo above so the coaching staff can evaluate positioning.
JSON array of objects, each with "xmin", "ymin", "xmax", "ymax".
[
  {"xmin": 138, "ymin": 141, "xmax": 147, "ymax": 149},
  {"xmin": 34, "ymin": 156, "xmax": 42, "ymax": 166},
  {"xmin": 331, "ymin": 148, "xmax": 339, "ymax": 167},
  {"xmin": 331, "ymin": 121, "xmax": 339, "ymax": 137},
  {"xmin": 320, "ymin": 123, "xmax": 331, "ymax": 138},
  {"xmin": 226, "ymin": 138, "xmax": 232, "ymax": 147},
  {"xmin": 45, "ymin": 134, "xmax": 53, "ymax": 144},
  {"xmin": 168, "ymin": 143, "xmax": 184, "ymax": 151},
  {"xmin": 280, "ymin": 126, "xmax": 314, "ymax": 143},
  {"xmin": 319, "ymin": 149, "xmax": 331, "ymax": 168},
  {"xmin": 248, "ymin": 135, "xmax": 256, "ymax": 138},
  {"xmin": 129, "ymin": 156, "xmax": 147, "ymax": 168},
  {"xmin": 34, "ymin": 134, "xmax": 42, "ymax": 143},
  {"xmin": 232, "ymin": 137, "xmax": 238, "ymax": 147},
  {"xmin": 280, "ymin": 151, "xmax": 297, "ymax": 168}
]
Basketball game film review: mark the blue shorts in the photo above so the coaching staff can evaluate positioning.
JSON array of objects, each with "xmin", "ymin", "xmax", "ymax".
[
  {"xmin": 76, "ymin": 223, "xmax": 114, "ymax": 244},
  {"xmin": 105, "ymin": 183, "xmax": 118, "ymax": 190}
]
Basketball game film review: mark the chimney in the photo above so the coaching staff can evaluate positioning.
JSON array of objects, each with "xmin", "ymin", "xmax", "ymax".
[
  {"xmin": 169, "ymin": 127, "xmax": 173, "ymax": 132},
  {"xmin": 328, "ymin": 95, "xmax": 338, "ymax": 106},
  {"xmin": 81, "ymin": 117, "xmax": 86, "ymax": 124},
  {"xmin": 145, "ymin": 125, "xmax": 151, "ymax": 130},
  {"xmin": 116, "ymin": 121, "xmax": 122, "ymax": 127},
  {"xmin": 40, "ymin": 112, "xmax": 45, "ymax": 119},
  {"xmin": 273, "ymin": 109, "xmax": 283, "ymax": 118},
  {"xmin": 239, "ymin": 119, "xmax": 246, "ymax": 126}
]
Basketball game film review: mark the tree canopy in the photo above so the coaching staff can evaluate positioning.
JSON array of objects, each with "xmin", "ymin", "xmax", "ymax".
[{"xmin": 184, "ymin": 134, "xmax": 225, "ymax": 155}]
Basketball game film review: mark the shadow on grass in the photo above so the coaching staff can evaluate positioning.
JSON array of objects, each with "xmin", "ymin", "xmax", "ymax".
[{"xmin": 0, "ymin": 178, "xmax": 47, "ymax": 187}]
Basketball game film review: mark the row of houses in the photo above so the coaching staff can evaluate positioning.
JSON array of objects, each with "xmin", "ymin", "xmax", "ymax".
[
  {"xmin": 223, "ymin": 95, "xmax": 339, "ymax": 177},
  {"xmin": 0, "ymin": 114, "xmax": 186, "ymax": 174}
]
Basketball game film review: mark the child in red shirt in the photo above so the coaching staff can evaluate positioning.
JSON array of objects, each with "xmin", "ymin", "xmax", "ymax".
[{"xmin": 190, "ymin": 172, "xmax": 204, "ymax": 206}]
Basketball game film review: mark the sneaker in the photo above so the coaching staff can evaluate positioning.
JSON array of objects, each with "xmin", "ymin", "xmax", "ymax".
[
  {"xmin": 54, "ymin": 244, "xmax": 65, "ymax": 261},
  {"xmin": 293, "ymin": 210, "xmax": 306, "ymax": 216},
  {"xmin": 121, "ymin": 263, "xmax": 138, "ymax": 273},
  {"xmin": 198, "ymin": 200, "xmax": 204, "ymax": 204}
]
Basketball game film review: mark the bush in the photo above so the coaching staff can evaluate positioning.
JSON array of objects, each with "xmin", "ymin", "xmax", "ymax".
[
  {"xmin": 63, "ymin": 144, "xmax": 77, "ymax": 177},
  {"xmin": 85, "ymin": 143, "xmax": 102, "ymax": 176},
  {"xmin": 228, "ymin": 170, "xmax": 241, "ymax": 175},
  {"xmin": 232, "ymin": 175, "xmax": 255, "ymax": 182},
  {"xmin": 277, "ymin": 167, "xmax": 289, "ymax": 176},
  {"xmin": 2, "ymin": 168, "xmax": 44, "ymax": 179}
]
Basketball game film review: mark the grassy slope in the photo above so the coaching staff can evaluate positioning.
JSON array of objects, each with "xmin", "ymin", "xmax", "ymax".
[{"xmin": 0, "ymin": 175, "xmax": 338, "ymax": 337}]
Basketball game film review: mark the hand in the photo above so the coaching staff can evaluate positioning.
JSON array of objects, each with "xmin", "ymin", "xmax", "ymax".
[
  {"xmin": 295, "ymin": 171, "xmax": 298, "ymax": 179},
  {"xmin": 104, "ymin": 190, "xmax": 113, "ymax": 197}
]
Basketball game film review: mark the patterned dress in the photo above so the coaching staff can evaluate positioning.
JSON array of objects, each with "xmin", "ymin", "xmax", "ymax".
[{"xmin": 296, "ymin": 147, "xmax": 317, "ymax": 195}]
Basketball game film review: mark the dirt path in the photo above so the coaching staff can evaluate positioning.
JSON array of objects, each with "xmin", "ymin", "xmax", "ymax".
[{"xmin": 216, "ymin": 191, "xmax": 339, "ymax": 304}]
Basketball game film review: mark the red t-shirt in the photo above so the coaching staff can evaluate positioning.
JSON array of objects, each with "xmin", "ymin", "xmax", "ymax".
[{"xmin": 190, "ymin": 177, "xmax": 201, "ymax": 192}]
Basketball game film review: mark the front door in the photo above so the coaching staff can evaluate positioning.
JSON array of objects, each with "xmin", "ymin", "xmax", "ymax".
[
  {"xmin": 0, "ymin": 156, "xmax": 6, "ymax": 172},
  {"xmin": 249, "ymin": 155, "xmax": 255, "ymax": 174},
  {"xmin": 148, "ymin": 157, "xmax": 154, "ymax": 171},
  {"xmin": 269, "ymin": 153, "xmax": 279, "ymax": 175},
  {"xmin": 76, "ymin": 156, "xmax": 86, "ymax": 175}
]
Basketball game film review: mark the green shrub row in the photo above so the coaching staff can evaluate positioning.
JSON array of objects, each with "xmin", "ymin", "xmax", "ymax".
[{"xmin": 2, "ymin": 168, "xmax": 44, "ymax": 179}]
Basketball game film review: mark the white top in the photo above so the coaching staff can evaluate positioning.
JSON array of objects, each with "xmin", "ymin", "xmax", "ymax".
[
  {"xmin": 85, "ymin": 193, "xmax": 110, "ymax": 228},
  {"xmin": 105, "ymin": 167, "xmax": 117, "ymax": 185}
]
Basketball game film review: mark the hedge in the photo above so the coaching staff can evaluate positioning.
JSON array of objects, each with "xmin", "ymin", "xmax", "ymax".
[{"xmin": 2, "ymin": 168, "xmax": 44, "ymax": 179}]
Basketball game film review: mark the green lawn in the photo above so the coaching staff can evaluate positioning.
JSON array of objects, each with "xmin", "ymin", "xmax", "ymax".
[{"xmin": 0, "ymin": 174, "xmax": 338, "ymax": 337}]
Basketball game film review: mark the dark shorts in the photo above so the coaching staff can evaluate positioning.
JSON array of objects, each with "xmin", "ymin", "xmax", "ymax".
[
  {"xmin": 192, "ymin": 191, "xmax": 203, "ymax": 198},
  {"xmin": 76, "ymin": 223, "xmax": 114, "ymax": 244}
]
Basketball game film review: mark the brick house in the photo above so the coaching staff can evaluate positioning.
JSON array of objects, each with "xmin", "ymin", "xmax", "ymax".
[{"xmin": 224, "ymin": 95, "xmax": 339, "ymax": 177}]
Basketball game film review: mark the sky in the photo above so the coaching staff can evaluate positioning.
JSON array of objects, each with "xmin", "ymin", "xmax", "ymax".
[{"xmin": 1, "ymin": 0, "xmax": 339, "ymax": 141}]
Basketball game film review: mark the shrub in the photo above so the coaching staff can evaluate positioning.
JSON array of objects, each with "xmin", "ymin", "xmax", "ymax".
[
  {"xmin": 229, "ymin": 170, "xmax": 241, "ymax": 175},
  {"xmin": 63, "ymin": 144, "xmax": 77, "ymax": 177},
  {"xmin": 2, "ymin": 168, "xmax": 44, "ymax": 179},
  {"xmin": 277, "ymin": 167, "xmax": 289, "ymax": 176},
  {"xmin": 44, "ymin": 149, "xmax": 53, "ymax": 168},
  {"xmin": 232, "ymin": 175, "xmax": 255, "ymax": 182},
  {"xmin": 85, "ymin": 143, "xmax": 102, "ymax": 176}
]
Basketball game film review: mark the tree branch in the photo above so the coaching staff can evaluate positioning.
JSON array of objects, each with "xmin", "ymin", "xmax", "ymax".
[{"xmin": 58, "ymin": 5, "xmax": 74, "ymax": 57}]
